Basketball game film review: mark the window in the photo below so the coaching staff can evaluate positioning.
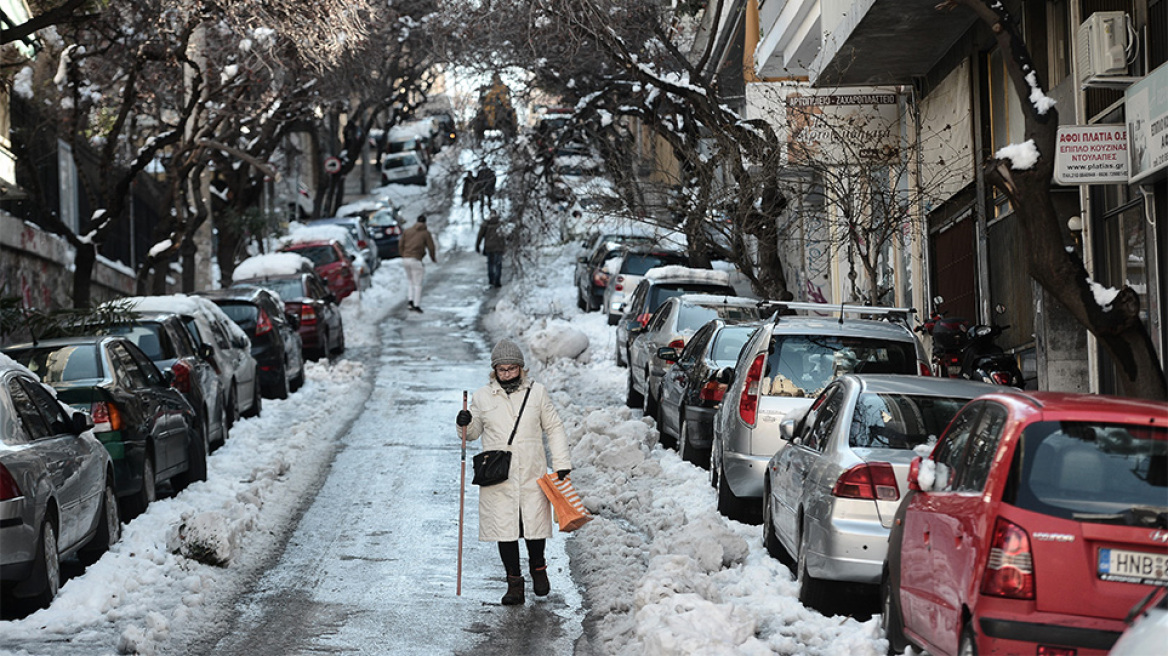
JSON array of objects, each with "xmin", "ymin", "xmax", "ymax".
[
  {"xmin": 955, "ymin": 403, "xmax": 1007, "ymax": 492},
  {"xmin": 804, "ymin": 385, "xmax": 844, "ymax": 452},
  {"xmin": 20, "ymin": 378, "xmax": 73, "ymax": 435},
  {"xmin": 110, "ymin": 342, "xmax": 149, "ymax": 389},
  {"xmin": 710, "ymin": 326, "xmax": 755, "ymax": 362},
  {"xmin": 9, "ymin": 378, "xmax": 50, "ymax": 440},
  {"xmin": 984, "ymin": 47, "xmax": 1025, "ymax": 218},
  {"xmin": 679, "ymin": 323, "xmax": 713, "ymax": 366},
  {"xmin": 849, "ymin": 393, "xmax": 971, "ymax": 450},
  {"xmin": 125, "ymin": 343, "xmax": 165, "ymax": 387},
  {"xmin": 932, "ymin": 404, "xmax": 981, "ymax": 492}
]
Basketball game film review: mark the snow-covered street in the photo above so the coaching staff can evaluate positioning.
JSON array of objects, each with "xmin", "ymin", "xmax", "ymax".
[{"xmin": 0, "ymin": 166, "xmax": 887, "ymax": 656}]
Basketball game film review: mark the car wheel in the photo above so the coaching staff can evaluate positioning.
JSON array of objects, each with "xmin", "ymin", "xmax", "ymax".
[
  {"xmin": 213, "ymin": 399, "xmax": 229, "ymax": 449},
  {"xmin": 958, "ymin": 624, "xmax": 979, "ymax": 656},
  {"xmin": 796, "ymin": 522, "xmax": 832, "ymax": 613},
  {"xmin": 79, "ymin": 478, "xmax": 120, "ymax": 566},
  {"xmin": 606, "ymin": 312, "xmax": 619, "ymax": 326},
  {"xmin": 677, "ymin": 415, "xmax": 692, "ymax": 461},
  {"xmin": 122, "ymin": 451, "xmax": 156, "ymax": 520},
  {"xmin": 243, "ymin": 380, "xmax": 262, "ymax": 418},
  {"xmin": 881, "ymin": 569, "xmax": 909, "ymax": 655},
  {"xmin": 224, "ymin": 389, "xmax": 238, "ymax": 430},
  {"xmin": 333, "ymin": 325, "xmax": 346, "ymax": 356},
  {"xmin": 762, "ymin": 483, "xmax": 793, "ymax": 566},
  {"xmin": 25, "ymin": 518, "xmax": 60, "ymax": 609},
  {"xmin": 625, "ymin": 370, "xmax": 644, "ymax": 408},
  {"xmin": 708, "ymin": 441, "xmax": 720, "ymax": 489},
  {"xmin": 576, "ymin": 290, "xmax": 587, "ymax": 311},
  {"xmin": 615, "ymin": 341, "xmax": 626, "ymax": 368}
]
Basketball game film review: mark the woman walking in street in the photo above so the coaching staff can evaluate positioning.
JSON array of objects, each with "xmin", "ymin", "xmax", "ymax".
[{"xmin": 456, "ymin": 339, "xmax": 571, "ymax": 605}]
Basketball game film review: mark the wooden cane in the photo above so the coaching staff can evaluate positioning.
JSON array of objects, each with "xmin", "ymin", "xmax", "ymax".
[{"xmin": 457, "ymin": 390, "xmax": 468, "ymax": 596}]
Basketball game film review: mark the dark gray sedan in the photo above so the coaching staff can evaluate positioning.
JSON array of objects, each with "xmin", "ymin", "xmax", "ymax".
[{"xmin": 0, "ymin": 358, "xmax": 120, "ymax": 612}]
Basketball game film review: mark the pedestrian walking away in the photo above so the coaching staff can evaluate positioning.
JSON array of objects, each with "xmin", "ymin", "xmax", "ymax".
[
  {"xmin": 399, "ymin": 215, "xmax": 438, "ymax": 312},
  {"xmin": 455, "ymin": 339, "xmax": 571, "ymax": 605},
  {"xmin": 476, "ymin": 210, "xmax": 506, "ymax": 287}
]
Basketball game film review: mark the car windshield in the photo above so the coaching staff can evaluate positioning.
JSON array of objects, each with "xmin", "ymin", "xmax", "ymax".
[
  {"xmin": 288, "ymin": 245, "xmax": 338, "ymax": 266},
  {"xmin": 104, "ymin": 324, "xmax": 167, "ymax": 360},
  {"xmin": 849, "ymin": 393, "xmax": 970, "ymax": 450},
  {"xmin": 710, "ymin": 326, "xmax": 756, "ymax": 362},
  {"xmin": 7, "ymin": 345, "xmax": 103, "ymax": 383},
  {"xmin": 763, "ymin": 335, "xmax": 917, "ymax": 397},
  {"xmin": 368, "ymin": 210, "xmax": 398, "ymax": 227},
  {"xmin": 1012, "ymin": 421, "xmax": 1168, "ymax": 526},
  {"xmin": 677, "ymin": 304, "xmax": 761, "ymax": 331},
  {"xmin": 385, "ymin": 154, "xmax": 419, "ymax": 168},
  {"xmin": 621, "ymin": 253, "xmax": 686, "ymax": 276},
  {"xmin": 648, "ymin": 283, "xmax": 737, "ymax": 313},
  {"xmin": 243, "ymin": 278, "xmax": 304, "ymax": 300}
]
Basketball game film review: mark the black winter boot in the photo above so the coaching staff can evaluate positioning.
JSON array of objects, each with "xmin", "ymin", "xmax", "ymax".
[
  {"xmin": 502, "ymin": 575, "xmax": 525, "ymax": 605},
  {"xmin": 531, "ymin": 566, "xmax": 550, "ymax": 596}
]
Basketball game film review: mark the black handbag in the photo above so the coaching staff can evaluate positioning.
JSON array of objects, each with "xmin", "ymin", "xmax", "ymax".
[{"xmin": 471, "ymin": 388, "xmax": 531, "ymax": 487}]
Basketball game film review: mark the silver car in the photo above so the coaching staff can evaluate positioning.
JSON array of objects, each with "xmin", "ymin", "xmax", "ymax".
[
  {"xmin": 711, "ymin": 303, "xmax": 929, "ymax": 522},
  {"xmin": 762, "ymin": 374, "xmax": 1001, "ymax": 612},
  {"xmin": 0, "ymin": 358, "xmax": 120, "ymax": 611}
]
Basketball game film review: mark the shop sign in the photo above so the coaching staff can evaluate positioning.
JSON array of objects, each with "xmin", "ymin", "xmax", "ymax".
[
  {"xmin": 1054, "ymin": 125, "xmax": 1128, "ymax": 185},
  {"xmin": 1126, "ymin": 62, "xmax": 1168, "ymax": 185}
]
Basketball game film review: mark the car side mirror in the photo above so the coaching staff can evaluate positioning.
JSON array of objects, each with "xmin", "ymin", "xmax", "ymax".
[
  {"xmin": 779, "ymin": 417, "xmax": 796, "ymax": 441},
  {"xmin": 72, "ymin": 411, "xmax": 94, "ymax": 434},
  {"xmin": 908, "ymin": 456, "xmax": 924, "ymax": 492},
  {"xmin": 286, "ymin": 312, "xmax": 301, "ymax": 330},
  {"xmin": 198, "ymin": 343, "xmax": 215, "ymax": 361},
  {"xmin": 716, "ymin": 367, "xmax": 735, "ymax": 385},
  {"xmin": 656, "ymin": 347, "xmax": 679, "ymax": 363}
]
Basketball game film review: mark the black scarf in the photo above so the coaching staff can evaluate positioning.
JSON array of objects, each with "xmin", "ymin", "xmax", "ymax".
[{"xmin": 499, "ymin": 376, "xmax": 523, "ymax": 394}]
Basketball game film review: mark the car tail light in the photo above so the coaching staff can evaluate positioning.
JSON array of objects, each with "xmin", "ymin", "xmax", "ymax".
[
  {"xmin": 299, "ymin": 304, "xmax": 318, "ymax": 325},
  {"xmin": 831, "ymin": 462, "xmax": 900, "ymax": 500},
  {"xmin": 256, "ymin": 309, "xmax": 273, "ymax": 336},
  {"xmin": 170, "ymin": 359, "xmax": 193, "ymax": 394},
  {"xmin": 981, "ymin": 517, "xmax": 1035, "ymax": 599},
  {"xmin": 615, "ymin": 275, "xmax": 626, "ymax": 291},
  {"xmin": 637, "ymin": 313, "xmax": 652, "ymax": 326},
  {"xmin": 667, "ymin": 338, "xmax": 685, "ymax": 351},
  {"xmin": 919, "ymin": 361, "xmax": 932, "ymax": 376},
  {"xmin": 90, "ymin": 401, "xmax": 123, "ymax": 432},
  {"xmin": 1036, "ymin": 648, "xmax": 1076, "ymax": 656},
  {"xmin": 991, "ymin": 371, "xmax": 1012, "ymax": 385},
  {"xmin": 592, "ymin": 270, "xmax": 610, "ymax": 288},
  {"xmin": 0, "ymin": 463, "xmax": 21, "ymax": 500},
  {"xmin": 358, "ymin": 239, "xmax": 368, "ymax": 248},
  {"xmin": 699, "ymin": 380, "xmax": 726, "ymax": 402},
  {"xmin": 738, "ymin": 353, "xmax": 766, "ymax": 425}
]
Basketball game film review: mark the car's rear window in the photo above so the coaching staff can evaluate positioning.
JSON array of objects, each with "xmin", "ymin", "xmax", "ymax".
[
  {"xmin": 288, "ymin": 245, "xmax": 338, "ymax": 265},
  {"xmin": 8, "ymin": 345, "xmax": 104, "ymax": 383},
  {"xmin": 244, "ymin": 278, "xmax": 304, "ymax": 300},
  {"xmin": 647, "ymin": 283, "xmax": 737, "ymax": 313},
  {"xmin": 763, "ymin": 335, "xmax": 917, "ymax": 397},
  {"xmin": 385, "ymin": 154, "xmax": 419, "ymax": 168},
  {"xmin": 105, "ymin": 324, "xmax": 169, "ymax": 360},
  {"xmin": 620, "ymin": 253, "xmax": 686, "ymax": 276},
  {"xmin": 849, "ymin": 393, "xmax": 970, "ymax": 450},
  {"xmin": 216, "ymin": 302, "xmax": 260, "ymax": 328},
  {"xmin": 677, "ymin": 304, "xmax": 761, "ymax": 332},
  {"xmin": 1012, "ymin": 421, "xmax": 1167, "ymax": 525}
]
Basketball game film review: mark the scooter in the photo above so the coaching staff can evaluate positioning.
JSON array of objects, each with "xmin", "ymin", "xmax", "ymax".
[
  {"xmin": 960, "ymin": 323, "xmax": 1025, "ymax": 387},
  {"xmin": 915, "ymin": 310, "xmax": 972, "ymax": 378}
]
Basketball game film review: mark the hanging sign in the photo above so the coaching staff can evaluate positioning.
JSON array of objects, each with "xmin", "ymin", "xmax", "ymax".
[
  {"xmin": 1054, "ymin": 125, "xmax": 1129, "ymax": 185},
  {"xmin": 323, "ymin": 157, "xmax": 342, "ymax": 174}
]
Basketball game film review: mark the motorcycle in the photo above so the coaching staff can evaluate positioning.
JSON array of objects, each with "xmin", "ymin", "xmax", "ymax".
[
  {"xmin": 915, "ymin": 310, "xmax": 972, "ymax": 378},
  {"xmin": 915, "ymin": 300, "xmax": 1024, "ymax": 388}
]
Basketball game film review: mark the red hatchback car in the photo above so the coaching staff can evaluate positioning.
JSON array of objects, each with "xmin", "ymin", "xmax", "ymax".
[
  {"xmin": 280, "ymin": 240, "xmax": 357, "ymax": 301},
  {"xmin": 884, "ymin": 391, "xmax": 1167, "ymax": 656}
]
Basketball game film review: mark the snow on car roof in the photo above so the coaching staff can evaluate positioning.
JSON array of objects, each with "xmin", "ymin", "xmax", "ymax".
[
  {"xmin": 644, "ymin": 266, "xmax": 731, "ymax": 285},
  {"xmin": 283, "ymin": 224, "xmax": 350, "ymax": 246},
  {"xmin": 122, "ymin": 294, "xmax": 250, "ymax": 342},
  {"xmin": 232, "ymin": 253, "xmax": 314, "ymax": 282}
]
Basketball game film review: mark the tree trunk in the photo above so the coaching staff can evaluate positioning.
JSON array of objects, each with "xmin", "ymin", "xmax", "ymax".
[{"xmin": 71, "ymin": 244, "xmax": 97, "ymax": 308}]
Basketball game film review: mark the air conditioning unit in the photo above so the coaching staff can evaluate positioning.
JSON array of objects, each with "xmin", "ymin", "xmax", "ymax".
[{"xmin": 1077, "ymin": 11, "xmax": 1130, "ymax": 82}]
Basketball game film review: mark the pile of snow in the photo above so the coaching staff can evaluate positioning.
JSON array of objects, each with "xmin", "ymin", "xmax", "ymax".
[
  {"xmin": 122, "ymin": 294, "xmax": 250, "ymax": 344},
  {"xmin": 528, "ymin": 320, "xmax": 591, "ymax": 364},
  {"xmin": 645, "ymin": 265, "xmax": 731, "ymax": 285},
  {"xmin": 232, "ymin": 253, "xmax": 313, "ymax": 282},
  {"xmin": 283, "ymin": 224, "xmax": 350, "ymax": 246}
]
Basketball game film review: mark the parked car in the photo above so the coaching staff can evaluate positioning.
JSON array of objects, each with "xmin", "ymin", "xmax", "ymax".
[
  {"xmin": 884, "ymin": 391, "xmax": 1168, "ymax": 656},
  {"xmin": 627, "ymin": 294, "xmax": 762, "ymax": 424},
  {"xmin": 763, "ymin": 375, "xmax": 1002, "ymax": 612},
  {"xmin": 366, "ymin": 207, "xmax": 403, "ymax": 259},
  {"xmin": 286, "ymin": 224, "xmax": 373, "ymax": 290},
  {"xmin": 280, "ymin": 239, "xmax": 358, "ymax": 300},
  {"xmin": 0, "ymin": 356, "xmax": 120, "ymax": 611},
  {"xmin": 602, "ymin": 248, "xmax": 691, "ymax": 325},
  {"xmin": 99, "ymin": 311, "xmax": 229, "ymax": 449},
  {"xmin": 197, "ymin": 287, "xmax": 305, "ymax": 400},
  {"xmin": 4, "ymin": 336, "xmax": 205, "ymax": 520},
  {"xmin": 574, "ymin": 236, "xmax": 652, "ymax": 312},
  {"xmin": 233, "ymin": 259, "xmax": 344, "ymax": 361},
  {"xmin": 711, "ymin": 303, "xmax": 929, "ymax": 522},
  {"xmin": 614, "ymin": 266, "xmax": 740, "ymax": 368},
  {"xmin": 306, "ymin": 217, "xmax": 379, "ymax": 274},
  {"xmin": 657, "ymin": 320, "xmax": 760, "ymax": 466},
  {"xmin": 381, "ymin": 151, "xmax": 428, "ymax": 186},
  {"xmin": 1111, "ymin": 586, "xmax": 1168, "ymax": 656},
  {"xmin": 123, "ymin": 295, "xmax": 262, "ymax": 423}
]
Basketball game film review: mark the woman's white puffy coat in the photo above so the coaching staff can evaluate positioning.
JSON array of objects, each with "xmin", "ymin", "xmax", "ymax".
[{"xmin": 462, "ymin": 374, "xmax": 570, "ymax": 542}]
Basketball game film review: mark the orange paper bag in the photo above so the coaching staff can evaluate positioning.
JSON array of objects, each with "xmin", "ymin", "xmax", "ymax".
[{"xmin": 538, "ymin": 473, "xmax": 594, "ymax": 532}]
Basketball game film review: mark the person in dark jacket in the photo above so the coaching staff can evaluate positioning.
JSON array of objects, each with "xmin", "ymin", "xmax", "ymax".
[
  {"xmin": 475, "ymin": 210, "xmax": 506, "ymax": 287},
  {"xmin": 399, "ymin": 215, "xmax": 438, "ymax": 312}
]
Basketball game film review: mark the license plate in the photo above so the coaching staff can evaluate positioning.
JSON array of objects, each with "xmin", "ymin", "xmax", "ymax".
[{"xmin": 1098, "ymin": 548, "xmax": 1168, "ymax": 585}]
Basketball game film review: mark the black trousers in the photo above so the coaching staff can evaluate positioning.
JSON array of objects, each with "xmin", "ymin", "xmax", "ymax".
[{"xmin": 498, "ymin": 518, "xmax": 546, "ymax": 577}]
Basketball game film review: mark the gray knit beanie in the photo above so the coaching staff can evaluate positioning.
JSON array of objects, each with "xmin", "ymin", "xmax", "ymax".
[{"xmin": 491, "ymin": 338, "xmax": 525, "ymax": 368}]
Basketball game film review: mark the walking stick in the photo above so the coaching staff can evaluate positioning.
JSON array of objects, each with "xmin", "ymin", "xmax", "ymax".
[{"xmin": 457, "ymin": 391, "xmax": 468, "ymax": 596}]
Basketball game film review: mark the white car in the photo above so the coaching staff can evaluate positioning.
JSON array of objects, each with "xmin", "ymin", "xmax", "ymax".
[
  {"xmin": 602, "ymin": 248, "xmax": 689, "ymax": 325},
  {"xmin": 380, "ymin": 151, "xmax": 427, "ymax": 186}
]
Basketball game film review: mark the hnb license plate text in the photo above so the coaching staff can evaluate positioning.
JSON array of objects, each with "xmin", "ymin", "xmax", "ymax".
[{"xmin": 1098, "ymin": 548, "xmax": 1168, "ymax": 585}]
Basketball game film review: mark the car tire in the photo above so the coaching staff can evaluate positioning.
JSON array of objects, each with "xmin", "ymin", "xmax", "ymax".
[
  {"xmin": 122, "ymin": 450, "xmax": 156, "ymax": 520},
  {"xmin": 881, "ymin": 569, "xmax": 909, "ymax": 655},
  {"xmin": 79, "ymin": 479, "xmax": 120, "ymax": 566},
  {"xmin": 212, "ymin": 399, "xmax": 229, "ymax": 449},
  {"xmin": 576, "ymin": 290, "xmax": 587, "ymax": 311},
  {"xmin": 24, "ymin": 518, "xmax": 60, "ymax": 609},
  {"xmin": 709, "ymin": 441, "xmax": 720, "ymax": 489},
  {"xmin": 615, "ymin": 341, "xmax": 626, "ymax": 368},
  {"xmin": 762, "ymin": 483, "xmax": 793, "ymax": 566},
  {"xmin": 677, "ymin": 415, "xmax": 693, "ymax": 462},
  {"xmin": 606, "ymin": 312, "xmax": 619, "ymax": 326},
  {"xmin": 333, "ymin": 325, "xmax": 346, "ymax": 356},
  {"xmin": 958, "ymin": 624, "xmax": 979, "ymax": 656},
  {"xmin": 796, "ymin": 522, "xmax": 833, "ymax": 613},
  {"xmin": 625, "ymin": 370, "xmax": 644, "ymax": 408},
  {"xmin": 644, "ymin": 374, "xmax": 659, "ymax": 419}
]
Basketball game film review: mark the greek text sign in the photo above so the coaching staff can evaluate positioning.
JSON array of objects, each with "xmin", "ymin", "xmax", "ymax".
[
  {"xmin": 1054, "ymin": 125, "xmax": 1129, "ymax": 185},
  {"xmin": 1126, "ymin": 62, "xmax": 1168, "ymax": 185}
]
